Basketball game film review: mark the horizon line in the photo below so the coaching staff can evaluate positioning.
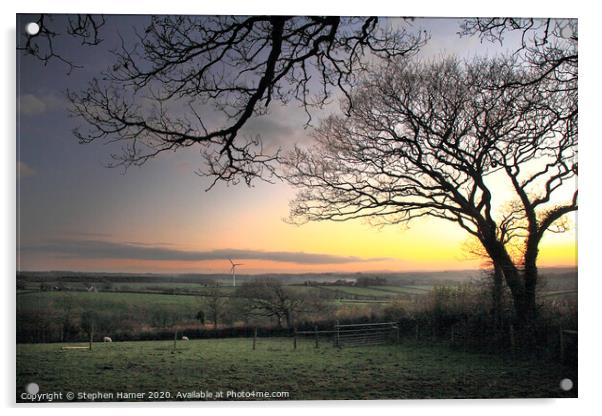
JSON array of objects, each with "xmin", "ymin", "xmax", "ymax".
[{"xmin": 17, "ymin": 265, "xmax": 578, "ymax": 276}]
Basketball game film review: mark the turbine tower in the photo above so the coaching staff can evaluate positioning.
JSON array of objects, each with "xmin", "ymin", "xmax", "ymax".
[{"xmin": 228, "ymin": 258, "xmax": 243, "ymax": 287}]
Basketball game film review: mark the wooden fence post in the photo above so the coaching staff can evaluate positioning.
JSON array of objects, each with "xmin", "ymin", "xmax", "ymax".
[
  {"xmin": 335, "ymin": 320, "xmax": 340, "ymax": 348},
  {"xmin": 173, "ymin": 330, "xmax": 177, "ymax": 352},
  {"xmin": 253, "ymin": 327, "xmax": 257, "ymax": 350},
  {"xmin": 559, "ymin": 328, "xmax": 565, "ymax": 363},
  {"xmin": 293, "ymin": 328, "xmax": 297, "ymax": 350},
  {"xmin": 314, "ymin": 325, "xmax": 319, "ymax": 349}
]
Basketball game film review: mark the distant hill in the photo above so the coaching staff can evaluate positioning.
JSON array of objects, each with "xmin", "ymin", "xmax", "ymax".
[{"xmin": 16, "ymin": 267, "xmax": 576, "ymax": 287}]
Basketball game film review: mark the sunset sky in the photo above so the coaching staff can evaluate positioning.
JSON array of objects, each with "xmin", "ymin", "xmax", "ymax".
[{"xmin": 16, "ymin": 15, "xmax": 577, "ymax": 274}]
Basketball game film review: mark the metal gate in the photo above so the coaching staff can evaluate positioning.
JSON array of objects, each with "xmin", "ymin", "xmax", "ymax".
[{"xmin": 334, "ymin": 321, "xmax": 399, "ymax": 347}]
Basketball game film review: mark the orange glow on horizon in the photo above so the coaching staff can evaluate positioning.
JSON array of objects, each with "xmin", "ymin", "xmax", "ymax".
[
  {"xmin": 18, "ymin": 173, "xmax": 577, "ymax": 275},
  {"xmin": 20, "ymin": 213, "xmax": 576, "ymax": 274}
]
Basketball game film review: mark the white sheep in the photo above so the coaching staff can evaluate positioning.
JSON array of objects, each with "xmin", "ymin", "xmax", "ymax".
[
  {"xmin": 103, "ymin": 336, "xmax": 112, "ymax": 342},
  {"xmin": 181, "ymin": 336, "xmax": 189, "ymax": 341}
]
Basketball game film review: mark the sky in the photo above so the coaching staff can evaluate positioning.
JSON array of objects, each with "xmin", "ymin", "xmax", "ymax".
[{"xmin": 16, "ymin": 15, "xmax": 577, "ymax": 274}]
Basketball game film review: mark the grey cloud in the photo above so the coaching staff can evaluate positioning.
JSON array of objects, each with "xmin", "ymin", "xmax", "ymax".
[
  {"xmin": 240, "ymin": 115, "xmax": 295, "ymax": 150},
  {"xmin": 20, "ymin": 240, "xmax": 391, "ymax": 265},
  {"xmin": 243, "ymin": 116, "xmax": 293, "ymax": 136},
  {"xmin": 17, "ymin": 161, "xmax": 36, "ymax": 178},
  {"xmin": 61, "ymin": 231, "xmax": 113, "ymax": 238},
  {"xmin": 19, "ymin": 93, "xmax": 64, "ymax": 116}
]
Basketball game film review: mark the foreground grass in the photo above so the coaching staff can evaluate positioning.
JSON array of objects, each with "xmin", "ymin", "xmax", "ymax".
[{"xmin": 17, "ymin": 337, "xmax": 576, "ymax": 401}]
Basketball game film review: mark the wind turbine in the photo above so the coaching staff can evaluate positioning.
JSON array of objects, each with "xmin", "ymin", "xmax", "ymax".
[{"xmin": 228, "ymin": 259, "xmax": 243, "ymax": 287}]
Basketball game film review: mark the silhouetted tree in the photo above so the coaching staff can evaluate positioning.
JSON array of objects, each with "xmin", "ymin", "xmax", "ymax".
[
  {"xmin": 195, "ymin": 310, "xmax": 205, "ymax": 325},
  {"xmin": 236, "ymin": 278, "xmax": 325, "ymax": 328},
  {"xmin": 284, "ymin": 56, "xmax": 577, "ymax": 325},
  {"xmin": 80, "ymin": 310, "xmax": 98, "ymax": 340},
  {"xmin": 204, "ymin": 286, "xmax": 227, "ymax": 329},
  {"xmin": 17, "ymin": 14, "xmax": 106, "ymax": 73},
  {"xmin": 65, "ymin": 15, "xmax": 426, "ymax": 188},
  {"xmin": 460, "ymin": 18, "xmax": 577, "ymax": 93},
  {"xmin": 461, "ymin": 17, "xmax": 578, "ymax": 324},
  {"xmin": 54, "ymin": 293, "xmax": 77, "ymax": 341},
  {"xmin": 462, "ymin": 239, "xmax": 506, "ymax": 328},
  {"xmin": 461, "ymin": 200, "xmax": 526, "ymax": 328}
]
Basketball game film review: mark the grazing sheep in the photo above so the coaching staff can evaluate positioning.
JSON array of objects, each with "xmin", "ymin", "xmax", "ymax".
[
  {"xmin": 103, "ymin": 337, "xmax": 112, "ymax": 342},
  {"xmin": 181, "ymin": 336, "xmax": 190, "ymax": 341}
]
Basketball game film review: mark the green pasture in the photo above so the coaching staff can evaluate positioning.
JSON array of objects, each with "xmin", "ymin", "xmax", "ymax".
[{"xmin": 17, "ymin": 337, "xmax": 576, "ymax": 401}]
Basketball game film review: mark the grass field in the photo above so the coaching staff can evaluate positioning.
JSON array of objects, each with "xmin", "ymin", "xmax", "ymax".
[
  {"xmin": 539, "ymin": 290, "xmax": 578, "ymax": 298},
  {"xmin": 319, "ymin": 286, "xmax": 401, "ymax": 298},
  {"xmin": 17, "ymin": 283, "xmax": 240, "ymax": 296},
  {"xmin": 17, "ymin": 338, "xmax": 576, "ymax": 401},
  {"xmin": 370, "ymin": 285, "xmax": 433, "ymax": 295},
  {"xmin": 318, "ymin": 285, "xmax": 435, "ymax": 299},
  {"xmin": 17, "ymin": 291, "xmax": 202, "ymax": 315}
]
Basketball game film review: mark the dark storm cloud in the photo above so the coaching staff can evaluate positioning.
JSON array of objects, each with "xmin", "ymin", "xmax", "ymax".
[{"xmin": 21, "ymin": 240, "xmax": 390, "ymax": 264}]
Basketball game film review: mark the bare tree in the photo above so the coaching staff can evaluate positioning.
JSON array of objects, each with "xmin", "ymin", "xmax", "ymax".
[
  {"xmin": 460, "ymin": 18, "xmax": 577, "ymax": 92},
  {"xmin": 461, "ymin": 18, "xmax": 578, "ymax": 322},
  {"xmin": 18, "ymin": 14, "xmax": 106, "ymax": 74},
  {"xmin": 462, "ymin": 238, "xmax": 504, "ymax": 327},
  {"xmin": 461, "ymin": 200, "xmax": 526, "ymax": 327},
  {"xmin": 66, "ymin": 16, "xmax": 426, "ymax": 188},
  {"xmin": 54, "ymin": 293, "xmax": 76, "ymax": 341},
  {"xmin": 204, "ymin": 286, "xmax": 227, "ymax": 329},
  {"xmin": 236, "ymin": 278, "xmax": 324, "ymax": 328},
  {"xmin": 284, "ymin": 56, "xmax": 577, "ymax": 325}
]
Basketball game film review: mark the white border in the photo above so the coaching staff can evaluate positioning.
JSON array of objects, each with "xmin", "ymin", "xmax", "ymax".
[{"xmin": 3, "ymin": 1, "xmax": 601, "ymax": 415}]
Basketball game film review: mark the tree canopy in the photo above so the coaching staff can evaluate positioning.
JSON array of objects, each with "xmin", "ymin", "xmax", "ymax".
[
  {"xmin": 284, "ymin": 56, "xmax": 577, "ymax": 322},
  {"xmin": 64, "ymin": 16, "xmax": 426, "ymax": 188}
]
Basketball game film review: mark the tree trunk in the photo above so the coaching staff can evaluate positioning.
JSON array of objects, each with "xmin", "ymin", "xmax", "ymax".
[
  {"xmin": 492, "ymin": 263, "xmax": 503, "ymax": 329},
  {"xmin": 501, "ymin": 265, "xmax": 529, "ymax": 326},
  {"xmin": 522, "ymin": 244, "xmax": 539, "ymax": 323},
  {"xmin": 285, "ymin": 309, "xmax": 293, "ymax": 329},
  {"xmin": 484, "ymin": 239, "xmax": 530, "ymax": 326}
]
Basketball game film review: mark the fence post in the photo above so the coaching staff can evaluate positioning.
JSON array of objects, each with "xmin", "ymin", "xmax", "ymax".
[
  {"xmin": 89, "ymin": 329, "xmax": 93, "ymax": 351},
  {"xmin": 559, "ymin": 328, "xmax": 565, "ymax": 363},
  {"xmin": 314, "ymin": 325, "xmax": 319, "ymax": 349},
  {"xmin": 293, "ymin": 327, "xmax": 297, "ymax": 350},
  {"xmin": 335, "ymin": 320, "xmax": 340, "ymax": 348},
  {"xmin": 173, "ymin": 330, "xmax": 177, "ymax": 352}
]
